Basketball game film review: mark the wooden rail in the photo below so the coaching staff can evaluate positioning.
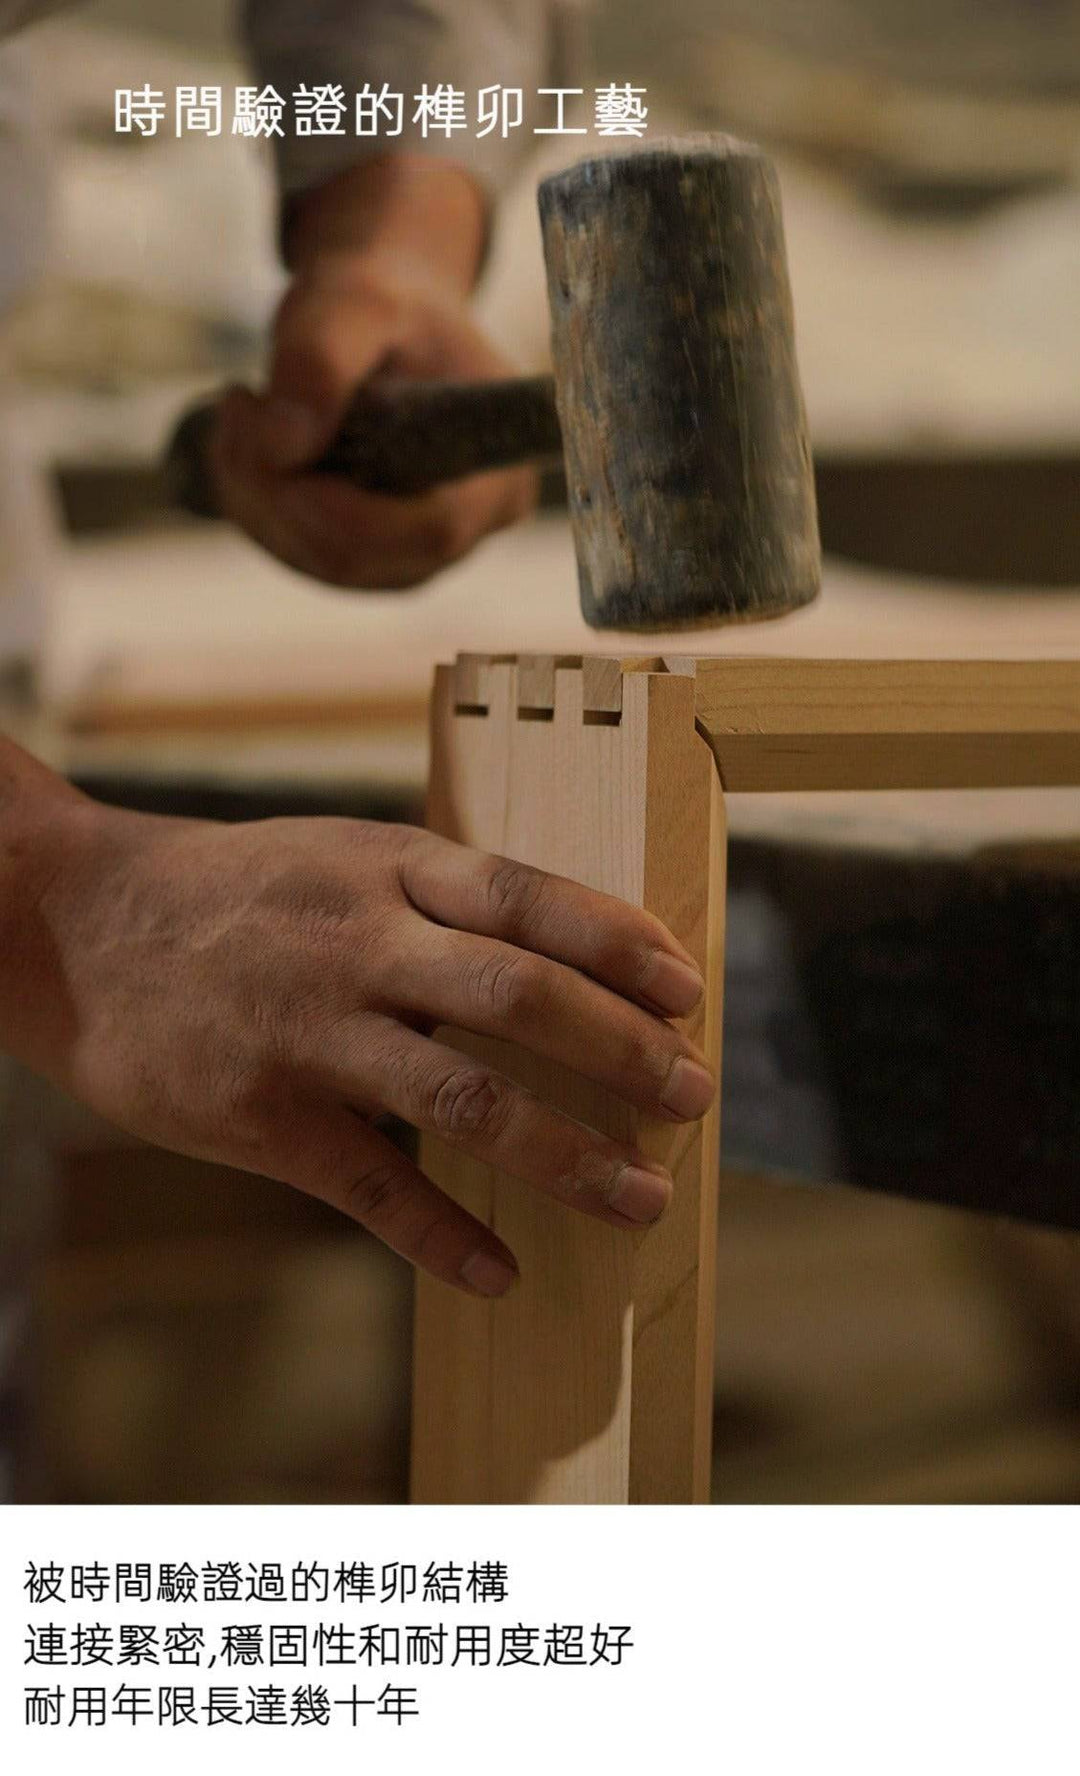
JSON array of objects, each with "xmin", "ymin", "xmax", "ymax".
[{"xmin": 685, "ymin": 657, "xmax": 1080, "ymax": 792}]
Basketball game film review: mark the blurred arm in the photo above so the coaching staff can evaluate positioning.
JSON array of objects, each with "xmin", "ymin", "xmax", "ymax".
[{"xmin": 242, "ymin": 0, "xmax": 587, "ymax": 211}]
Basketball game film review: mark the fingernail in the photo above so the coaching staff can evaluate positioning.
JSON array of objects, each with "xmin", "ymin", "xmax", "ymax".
[
  {"xmin": 660, "ymin": 1057, "xmax": 716, "ymax": 1120},
  {"xmin": 260, "ymin": 396, "xmax": 325, "ymax": 468},
  {"xmin": 609, "ymin": 1163, "xmax": 672, "ymax": 1225},
  {"xmin": 640, "ymin": 952, "xmax": 704, "ymax": 1017},
  {"xmin": 460, "ymin": 1249, "xmax": 518, "ymax": 1298}
]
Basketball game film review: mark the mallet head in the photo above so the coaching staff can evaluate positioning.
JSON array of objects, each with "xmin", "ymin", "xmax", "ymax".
[{"xmin": 539, "ymin": 136, "xmax": 821, "ymax": 632}]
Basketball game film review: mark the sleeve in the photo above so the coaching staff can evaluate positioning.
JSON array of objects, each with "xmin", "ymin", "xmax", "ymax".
[{"xmin": 241, "ymin": 0, "xmax": 589, "ymax": 203}]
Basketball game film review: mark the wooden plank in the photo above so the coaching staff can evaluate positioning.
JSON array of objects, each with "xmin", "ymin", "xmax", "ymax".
[
  {"xmin": 410, "ymin": 664, "xmax": 510, "ymax": 1504},
  {"xmin": 690, "ymin": 658, "xmax": 1080, "ymax": 791},
  {"xmin": 411, "ymin": 655, "xmax": 725, "ymax": 1503},
  {"xmin": 631, "ymin": 720, "xmax": 725, "ymax": 1502}
]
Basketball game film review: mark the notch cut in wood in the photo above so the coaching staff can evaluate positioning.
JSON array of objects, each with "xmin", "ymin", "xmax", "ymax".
[
  {"xmin": 411, "ymin": 649, "xmax": 1080, "ymax": 1506},
  {"xmin": 450, "ymin": 655, "xmax": 1080, "ymax": 789},
  {"xmin": 412, "ymin": 653, "xmax": 726, "ymax": 1504},
  {"xmin": 453, "ymin": 653, "xmax": 668, "ymax": 720}
]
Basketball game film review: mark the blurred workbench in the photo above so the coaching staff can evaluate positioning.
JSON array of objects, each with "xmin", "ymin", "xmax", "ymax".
[
  {"xmin": 31, "ymin": 507, "xmax": 1080, "ymax": 853},
  {"xmin": 33, "ymin": 495, "xmax": 1080, "ymax": 716}
]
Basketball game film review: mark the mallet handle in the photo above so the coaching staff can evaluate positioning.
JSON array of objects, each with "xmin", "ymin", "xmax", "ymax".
[{"xmin": 164, "ymin": 374, "xmax": 562, "ymax": 517}]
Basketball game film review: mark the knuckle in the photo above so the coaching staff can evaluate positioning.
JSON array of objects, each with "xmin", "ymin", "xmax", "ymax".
[
  {"xmin": 218, "ymin": 1062, "xmax": 287, "ymax": 1162},
  {"xmin": 592, "ymin": 918, "xmax": 652, "ymax": 986},
  {"xmin": 344, "ymin": 1155, "xmax": 411, "ymax": 1224},
  {"xmin": 298, "ymin": 893, "xmax": 356, "ymax": 957},
  {"xmin": 633, "ymin": 1028, "xmax": 679, "ymax": 1096},
  {"xmin": 274, "ymin": 284, "xmax": 340, "ymax": 350},
  {"xmin": 429, "ymin": 1066, "xmax": 513, "ymax": 1144},
  {"xmin": 484, "ymin": 857, "xmax": 549, "ymax": 932},
  {"xmin": 383, "ymin": 821, "xmax": 422, "ymax": 883},
  {"xmin": 472, "ymin": 949, "xmax": 545, "ymax": 1024},
  {"xmin": 224, "ymin": 1060, "xmax": 273, "ymax": 1121},
  {"xmin": 613, "ymin": 1023, "xmax": 658, "ymax": 1086},
  {"xmin": 593, "ymin": 928, "xmax": 641, "ymax": 982},
  {"xmin": 326, "ymin": 264, "xmax": 402, "ymax": 325},
  {"xmin": 380, "ymin": 820, "xmax": 418, "ymax": 856},
  {"xmin": 409, "ymin": 1211, "xmax": 458, "ymax": 1269}
]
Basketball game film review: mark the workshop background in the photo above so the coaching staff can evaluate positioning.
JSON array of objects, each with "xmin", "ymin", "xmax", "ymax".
[{"xmin": 2, "ymin": 0, "xmax": 1080, "ymax": 1504}]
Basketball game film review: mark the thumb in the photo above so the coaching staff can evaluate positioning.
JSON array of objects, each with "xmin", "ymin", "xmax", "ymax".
[
  {"xmin": 257, "ymin": 275, "xmax": 398, "ymax": 472},
  {"xmin": 228, "ymin": 291, "xmax": 363, "ymax": 474}
]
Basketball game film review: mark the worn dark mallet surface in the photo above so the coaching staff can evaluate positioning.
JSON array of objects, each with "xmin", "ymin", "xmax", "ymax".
[
  {"xmin": 539, "ymin": 137, "xmax": 819, "ymax": 630},
  {"xmin": 165, "ymin": 135, "xmax": 820, "ymax": 633}
]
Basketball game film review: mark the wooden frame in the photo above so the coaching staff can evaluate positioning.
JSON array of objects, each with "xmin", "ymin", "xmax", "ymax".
[{"xmin": 410, "ymin": 652, "xmax": 1080, "ymax": 1504}]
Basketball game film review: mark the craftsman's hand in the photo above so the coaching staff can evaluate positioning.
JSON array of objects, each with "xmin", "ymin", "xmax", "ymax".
[
  {"xmin": 212, "ymin": 157, "xmax": 537, "ymax": 589},
  {"xmin": 9, "ymin": 790, "xmax": 714, "ymax": 1298}
]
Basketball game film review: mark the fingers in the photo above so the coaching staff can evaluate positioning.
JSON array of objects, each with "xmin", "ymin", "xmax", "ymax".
[
  {"xmin": 282, "ymin": 1102, "xmax": 520, "ymax": 1298},
  {"xmin": 398, "ymin": 830, "xmax": 706, "ymax": 1019},
  {"xmin": 210, "ymin": 262, "xmax": 538, "ymax": 589},
  {"xmin": 269, "ymin": 274, "xmax": 402, "ymax": 438},
  {"xmin": 389, "ymin": 920, "xmax": 715, "ymax": 1124},
  {"xmin": 219, "ymin": 460, "xmax": 533, "ymax": 590},
  {"xmin": 219, "ymin": 277, "xmax": 407, "ymax": 479},
  {"xmin": 213, "ymin": 392, "xmax": 532, "ymax": 588},
  {"xmin": 321, "ymin": 1016, "xmax": 677, "ymax": 1233}
]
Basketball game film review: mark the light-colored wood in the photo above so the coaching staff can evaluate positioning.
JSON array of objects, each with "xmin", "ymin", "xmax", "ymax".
[
  {"xmin": 410, "ymin": 646, "xmax": 1080, "ymax": 1505},
  {"xmin": 411, "ymin": 654, "xmax": 726, "ymax": 1503},
  {"xmin": 66, "ymin": 690, "xmax": 430, "ymax": 737},
  {"xmin": 688, "ymin": 657, "xmax": 1080, "ymax": 792}
]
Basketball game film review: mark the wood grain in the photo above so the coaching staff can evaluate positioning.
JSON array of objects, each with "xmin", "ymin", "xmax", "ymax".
[
  {"xmin": 411, "ymin": 655, "xmax": 726, "ymax": 1503},
  {"xmin": 689, "ymin": 657, "xmax": 1080, "ymax": 791},
  {"xmin": 411, "ymin": 648, "xmax": 1080, "ymax": 1502}
]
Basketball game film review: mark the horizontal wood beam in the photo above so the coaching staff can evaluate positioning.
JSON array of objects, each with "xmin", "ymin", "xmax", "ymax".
[{"xmin": 687, "ymin": 658, "xmax": 1080, "ymax": 792}]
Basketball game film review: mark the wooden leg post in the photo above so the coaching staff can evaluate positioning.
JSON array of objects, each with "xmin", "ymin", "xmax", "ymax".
[{"xmin": 411, "ymin": 654, "xmax": 726, "ymax": 1503}]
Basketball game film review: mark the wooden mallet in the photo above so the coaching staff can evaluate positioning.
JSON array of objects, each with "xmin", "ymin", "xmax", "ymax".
[{"xmin": 166, "ymin": 135, "xmax": 820, "ymax": 633}]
